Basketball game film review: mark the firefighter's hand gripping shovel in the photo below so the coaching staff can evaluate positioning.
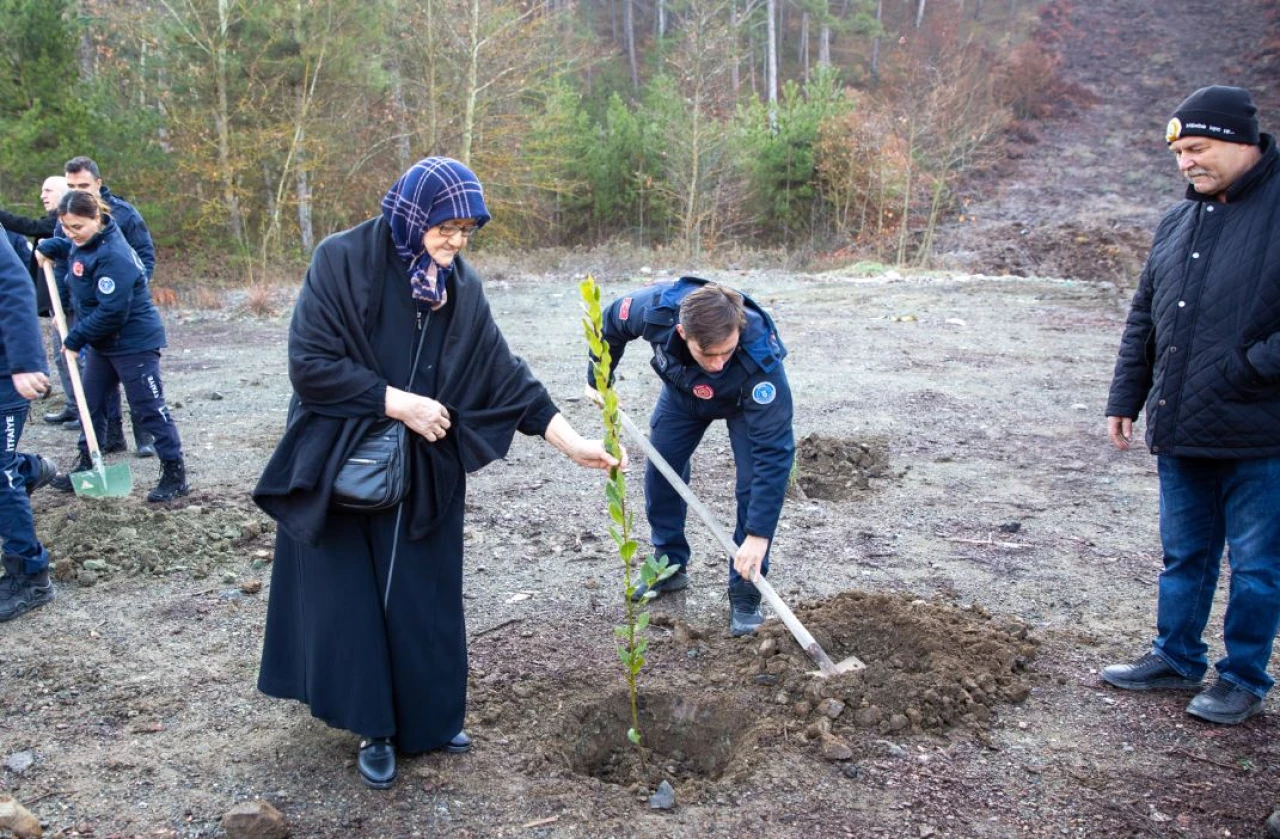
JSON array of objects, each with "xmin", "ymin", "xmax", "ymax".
[
  {"xmin": 40, "ymin": 261, "xmax": 132, "ymax": 498},
  {"xmin": 616, "ymin": 407, "xmax": 864, "ymax": 677}
]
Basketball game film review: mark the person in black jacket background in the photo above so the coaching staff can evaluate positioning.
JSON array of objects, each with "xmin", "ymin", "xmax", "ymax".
[
  {"xmin": 1102, "ymin": 86, "xmax": 1280, "ymax": 725},
  {"xmin": 0, "ymin": 175, "xmax": 76, "ymax": 421}
]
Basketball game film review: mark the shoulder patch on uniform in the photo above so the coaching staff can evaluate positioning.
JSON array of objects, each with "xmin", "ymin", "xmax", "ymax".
[
  {"xmin": 619, "ymin": 297, "xmax": 633, "ymax": 320},
  {"xmin": 752, "ymin": 382, "xmax": 777, "ymax": 405},
  {"xmin": 692, "ymin": 384, "xmax": 715, "ymax": 400},
  {"xmin": 72, "ymin": 261, "xmax": 84, "ymax": 277},
  {"xmin": 98, "ymin": 276, "xmax": 116, "ymax": 295}
]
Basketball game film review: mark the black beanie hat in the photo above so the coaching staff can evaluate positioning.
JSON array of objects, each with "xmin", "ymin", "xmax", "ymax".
[{"xmin": 1166, "ymin": 85, "xmax": 1260, "ymax": 145}]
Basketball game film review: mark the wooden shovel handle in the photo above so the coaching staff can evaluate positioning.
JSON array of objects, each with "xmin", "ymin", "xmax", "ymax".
[
  {"xmin": 41, "ymin": 261, "xmax": 104, "ymax": 460},
  {"xmin": 616, "ymin": 407, "xmax": 844, "ymax": 676}
]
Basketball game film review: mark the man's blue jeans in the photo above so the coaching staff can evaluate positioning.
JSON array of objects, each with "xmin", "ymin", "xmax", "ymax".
[{"xmin": 1153, "ymin": 455, "xmax": 1280, "ymax": 697}]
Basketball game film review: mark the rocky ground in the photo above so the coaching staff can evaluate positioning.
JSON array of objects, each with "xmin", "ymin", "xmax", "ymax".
[
  {"xmin": 4, "ymin": 0, "xmax": 1280, "ymax": 837},
  {"xmin": 2, "ymin": 266, "xmax": 1278, "ymax": 839}
]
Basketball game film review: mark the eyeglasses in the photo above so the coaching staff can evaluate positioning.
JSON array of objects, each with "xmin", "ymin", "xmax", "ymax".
[{"xmin": 437, "ymin": 222, "xmax": 480, "ymax": 240}]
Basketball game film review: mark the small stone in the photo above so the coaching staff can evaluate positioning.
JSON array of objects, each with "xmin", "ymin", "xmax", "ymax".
[
  {"xmin": 82, "ymin": 559, "xmax": 109, "ymax": 572},
  {"xmin": 854, "ymin": 705, "xmax": 883, "ymax": 727},
  {"xmin": 753, "ymin": 674, "xmax": 779, "ymax": 687},
  {"xmin": 840, "ymin": 763, "xmax": 861, "ymax": 780},
  {"xmin": 221, "ymin": 800, "xmax": 289, "ymax": 839},
  {"xmin": 1265, "ymin": 809, "xmax": 1280, "ymax": 838},
  {"xmin": 792, "ymin": 700, "xmax": 812, "ymax": 719},
  {"xmin": 648, "ymin": 780, "xmax": 676, "ymax": 810},
  {"xmin": 818, "ymin": 698, "xmax": 845, "ymax": 719},
  {"xmin": 240, "ymin": 579, "xmax": 263, "ymax": 595},
  {"xmin": 77, "ymin": 568, "xmax": 98, "ymax": 587},
  {"xmin": 820, "ymin": 733, "xmax": 853, "ymax": 761},
  {"xmin": 4, "ymin": 751, "xmax": 34, "ymax": 775},
  {"xmin": 759, "ymin": 637, "xmax": 778, "ymax": 657}
]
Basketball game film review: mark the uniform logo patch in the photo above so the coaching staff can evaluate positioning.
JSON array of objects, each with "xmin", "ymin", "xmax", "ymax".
[
  {"xmin": 1166, "ymin": 117, "xmax": 1182, "ymax": 144},
  {"xmin": 72, "ymin": 261, "xmax": 84, "ymax": 277},
  {"xmin": 692, "ymin": 384, "xmax": 715, "ymax": 400},
  {"xmin": 752, "ymin": 382, "xmax": 777, "ymax": 405},
  {"xmin": 97, "ymin": 276, "xmax": 116, "ymax": 295},
  {"xmin": 619, "ymin": 297, "xmax": 633, "ymax": 320}
]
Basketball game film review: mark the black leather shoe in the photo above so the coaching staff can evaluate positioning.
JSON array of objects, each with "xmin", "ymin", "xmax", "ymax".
[
  {"xmin": 357, "ymin": 737, "xmax": 396, "ymax": 789},
  {"xmin": 44, "ymin": 406, "xmax": 76, "ymax": 425},
  {"xmin": 629, "ymin": 569, "xmax": 690, "ymax": 603},
  {"xmin": 61, "ymin": 418, "xmax": 80, "ymax": 431},
  {"xmin": 1101, "ymin": 652, "xmax": 1202, "ymax": 691},
  {"xmin": 444, "ymin": 731, "xmax": 472, "ymax": 754},
  {"xmin": 1186, "ymin": 678, "xmax": 1265, "ymax": 725}
]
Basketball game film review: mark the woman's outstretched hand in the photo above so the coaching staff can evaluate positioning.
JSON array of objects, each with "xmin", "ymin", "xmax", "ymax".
[{"xmin": 544, "ymin": 413, "xmax": 627, "ymax": 470}]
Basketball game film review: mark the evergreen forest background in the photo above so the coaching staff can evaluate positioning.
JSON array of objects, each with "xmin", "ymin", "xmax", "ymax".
[{"xmin": 0, "ymin": 0, "xmax": 1068, "ymax": 276}]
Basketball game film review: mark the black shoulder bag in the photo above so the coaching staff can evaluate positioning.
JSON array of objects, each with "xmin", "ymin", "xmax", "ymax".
[{"xmin": 330, "ymin": 310, "xmax": 432, "ymax": 512}]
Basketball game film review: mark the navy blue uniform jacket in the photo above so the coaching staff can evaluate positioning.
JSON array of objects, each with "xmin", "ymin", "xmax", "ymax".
[
  {"xmin": 1106, "ymin": 134, "xmax": 1280, "ymax": 458},
  {"xmin": 37, "ymin": 219, "xmax": 165, "ymax": 355},
  {"xmin": 593, "ymin": 277, "xmax": 795, "ymax": 540},
  {"xmin": 0, "ymin": 230, "xmax": 46, "ymax": 380}
]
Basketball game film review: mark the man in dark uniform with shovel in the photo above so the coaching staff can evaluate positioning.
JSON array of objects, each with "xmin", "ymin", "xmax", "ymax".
[
  {"xmin": 589, "ymin": 278, "xmax": 795, "ymax": 636},
  {"xmin": 0, "ymin": 230, "xmax": 58, "ymax": 621}
]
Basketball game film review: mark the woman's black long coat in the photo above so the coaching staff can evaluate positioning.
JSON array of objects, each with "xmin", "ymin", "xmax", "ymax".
[{"xmin": 253, "ymin": 217, "xmax": 556, "ymax": 752}]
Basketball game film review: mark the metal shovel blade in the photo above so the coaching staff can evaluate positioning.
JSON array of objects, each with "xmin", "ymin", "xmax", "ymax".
[{"xmin": 70, "ymin": 455, "xmax": 133, "ymax": 498}]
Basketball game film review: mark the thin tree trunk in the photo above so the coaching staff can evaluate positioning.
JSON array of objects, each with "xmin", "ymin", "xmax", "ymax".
[
  {"xmin": 462, "ymin": 0, "xmax": 481, "ymax": 165},
  {"xmin": 915, "ymin": 0, "xmax": 927, "ymax": 28},
  {"xmin": 766, "ymin": 0, "xmax": 778, "ymax": 129},
  {"xmin": 870, "ymin": 0, "xmax": 882, "ymax": 84},
  {"xmin": 730, "ymin": 0, "xmax": 740, "ymax": 94},
  {"xmin": 215, "ymin": 0, "xmax": 245, "ymax": 246},
  {"xmin": 625, "ymin": 0, "xmax": 640, "ymax": 91},
  {"xmin": 800, "ymin": 11, "xmax": 810, "ymax": 82}
]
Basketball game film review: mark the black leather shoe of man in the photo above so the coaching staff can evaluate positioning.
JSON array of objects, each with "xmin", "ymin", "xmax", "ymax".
[
  {"xmin": 43, "ymin": 405, "xmax": 76, "ymax": 425},
  {"xmin": 629, "ymin": 569, "xmax": 689, "ymax": 603},
  {"xmin": 1101, "ymin": 652, "xmax": 1203, "ymax": 691},
  {"xmin": 444, "ymin": 731, "xmax": 472, "ymax": 754},
  {"xmin": 1186, "ymin": 678, "xmax": 1265, "ymax": 725},
  {"xmin": 61, "ymin": 417, "xmax": 80, "ymax": 431},
  {"xmin": 357, "ymin": 737, "xmax": 396, "ymax": 789}
]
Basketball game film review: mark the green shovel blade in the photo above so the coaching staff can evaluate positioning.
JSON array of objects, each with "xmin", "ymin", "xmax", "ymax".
[{"xmin": 70, "ymin": 460, "xmax": 133, "ymax": 498}]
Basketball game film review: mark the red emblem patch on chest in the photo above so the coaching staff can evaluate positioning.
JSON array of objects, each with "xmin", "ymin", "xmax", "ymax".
[
  {"xmin": 692, "ymin": 384, "xmax": 715, "ymax": 400},
  {"xmin": 619, "ymin": 297, "xmax": 633, "ymax": 320},
  {"xmin": 72, "ymin": 261, "xmax": 84, "ymax": 277}
]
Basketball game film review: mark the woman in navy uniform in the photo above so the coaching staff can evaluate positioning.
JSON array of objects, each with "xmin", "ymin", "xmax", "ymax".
[{"xmin": 35, "ymin": 190, "xmax": 187, "ymax": 502}]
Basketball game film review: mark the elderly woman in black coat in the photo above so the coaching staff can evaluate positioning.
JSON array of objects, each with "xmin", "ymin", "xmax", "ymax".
[{"xmin": 254, "ymin": 157, "xmax": 618, "ymax": 789}]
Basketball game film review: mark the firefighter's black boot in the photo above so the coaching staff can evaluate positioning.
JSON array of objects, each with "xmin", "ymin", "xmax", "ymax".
[
  {"xmin": 132, "ymin": 411, "xmax": 156, "ymax": 458},
  {"xmin": 147, "ymin": 458, "xmax": 189, "ymax": 503},
  {"xmin": 50, "ymin": 451, "xmax": 92, "ymax": 493},
  {"xmin": 729, "ymin": 580, "xmax": 765, "ymax": 637},
  {"xmin": 0, "ymin": 554, "xmax": 54, "ymax": 622},
  {"xmin": 103, "ymin": 418, "xmax": 127, "ymax": 454}
]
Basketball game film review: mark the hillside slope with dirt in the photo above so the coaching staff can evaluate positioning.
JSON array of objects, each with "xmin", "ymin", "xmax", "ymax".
[{"xmin": 935, "ymin": 0, "xmax": 1280, "ymax": 284}]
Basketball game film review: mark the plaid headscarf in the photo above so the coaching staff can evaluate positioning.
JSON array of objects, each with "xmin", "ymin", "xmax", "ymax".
[{"xmin": 380, "ymin": 157, "xmax": 491, "ymax": 306}]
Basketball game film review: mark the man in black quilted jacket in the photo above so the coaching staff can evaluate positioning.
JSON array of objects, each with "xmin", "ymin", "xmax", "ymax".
[{"xmin": 1101, "ymin": 86, "xmax": 1280, "ymax": 725}]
